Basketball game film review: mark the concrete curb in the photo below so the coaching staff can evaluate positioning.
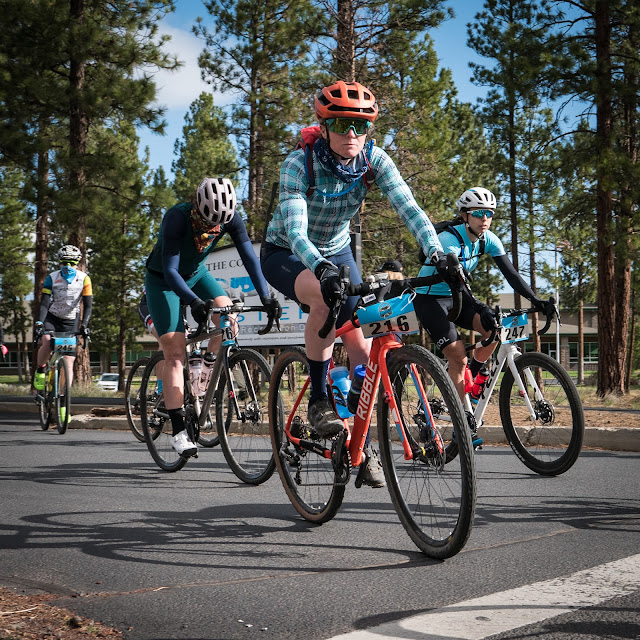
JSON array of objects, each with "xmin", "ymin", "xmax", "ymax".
[{"xmin": 2, "ymin": 401, "xmax": 639, "ymax": 452}]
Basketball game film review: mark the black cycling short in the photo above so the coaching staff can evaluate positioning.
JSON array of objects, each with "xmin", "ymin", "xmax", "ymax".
[
  {"xmin": 413, "ymin": 293, "xmax": 476, "ymax": 353},
  {"xmin": 260, "ymin": 242, "xmax": 362, "ymax": 329},
  {"xmin": 43, "ymin": 313, "xmax": 78, "ymax": 334}
]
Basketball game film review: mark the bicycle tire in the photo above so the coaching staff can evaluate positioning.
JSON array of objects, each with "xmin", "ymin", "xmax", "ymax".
[
  {"xmin": 499, "ymin": 351, "xmax": 584, "ymax": 476},
  {"xmin": 378, "ymin": 345, "xmax": 476, "ymax": 558},
  {"xmin": 195, "ymin": 403, "xmax": 219, "ymax": 448},
  {"xmin": 141, "ymin": 351, "xmax": 188, "ymax": 472},
  {"xmin": 38, "ymin": 373, "xmax": 51, "ymax": 431},
  {"xmin": 268, "ymin": 346, "xmax": 345, "ymax": 523},
  {"xmin": 215, "ymin": 348, "xmax": 275, "ymax": 484},
  {"xmin": 55, "ymin": 358, "xmax": 71, "ymax": 435},
  {"xmin": 125, "ymin": 356, "xmax": 150, "ymax": 442}
]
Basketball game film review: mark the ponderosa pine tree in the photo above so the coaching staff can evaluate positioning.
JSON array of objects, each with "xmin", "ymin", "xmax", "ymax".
[{"xmin": 172, "ymin": 93, "xmax": 238, "ymax": 202}]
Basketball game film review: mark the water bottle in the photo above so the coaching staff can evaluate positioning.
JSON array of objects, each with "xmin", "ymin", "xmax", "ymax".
[
  {"xmin": 330, "ymin": 366, "xmax": 352, "ymax": 419},
  {"xmin": 346, "ymin": 364, "xmax": 366, "ymax": 415},
  {"xmin": 198, "ymin": 352, "xmax": 216, "ymax": 395},
  {"xmin": 464, "ymin": 366, "xmax": 473, "ymax": 395},
  {"xmin": 470, "ymin": 364, "xmax": 490, "ymax": 403},
  {"xmin": 188, "ymin": 350, "xmax": 204, "ymax": 396}
]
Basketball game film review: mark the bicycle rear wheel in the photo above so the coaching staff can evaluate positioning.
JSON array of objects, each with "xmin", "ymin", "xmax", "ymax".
[
  {"xmin": 499, "ymin": 352, "xmax": 584, "ymax": 476},
  {"xmin": 141, "ymin": 352, "xmax": 187, "ymax": 472},
  {"xmin": 216, "ymin": 348, "xmax": 275, "ymax": 484},
  {"xmin": 55, "ymin": 358, "xmax": 71, "ymax": 435},
  {"xmin": 195, "ymin": 402, "xmax": 218, "ymax": 448},
  {"xmin": 269, "ymin": 347, "xmax": 345, "ymax": 523},
  {"xmin": 125, "ymin": 356, "xmax": 150, "ymax": 442},
  {"xmin": 38, "ymin": 395, "xmax": 51, "ymax": 430},
  {"xmin": 378, "ymin": 345, "xmax": 476, "ymax": 559}
]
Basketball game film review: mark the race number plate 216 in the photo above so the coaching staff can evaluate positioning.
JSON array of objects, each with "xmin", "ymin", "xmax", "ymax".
[{"xmin": 361, "ymin": 311, "xmax": 419, "ymax": 338}]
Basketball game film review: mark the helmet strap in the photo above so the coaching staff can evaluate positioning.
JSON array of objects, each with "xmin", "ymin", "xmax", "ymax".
[{"xmin": 464, "ymin": 220, "xmax": 484, "ymax": 242}]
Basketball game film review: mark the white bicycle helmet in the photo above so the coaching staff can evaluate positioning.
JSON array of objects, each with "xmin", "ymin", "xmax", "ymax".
[
  {"xmin": 57, "ymin": 244, "xmax": 82, "ymax": 263},
  {"xmin": 456, "ymin": 187, "xmax": 497, "ymax": 211},
  {"xmin": 196, "ymin": 178, "xmax": 237, "ymax": 225}
]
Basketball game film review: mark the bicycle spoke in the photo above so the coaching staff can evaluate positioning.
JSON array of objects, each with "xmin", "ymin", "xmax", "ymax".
[
  {"xmin": 379, "ymin": 345, "xmax": 475, "ymax": 559},
  {"xmin": 141, "ymin": 352, "xmax": 187, "ymax": 472},
  {"xmin": 269, "ymin": 347, "xmax": 344, "ymax": 522},
  {"xmin": 216, "ymin": 349, "xmax": 275, "ymax": 484},
  {"xmin": 500, "ymin": 352, "xmax": 584, "ymax": 475}
]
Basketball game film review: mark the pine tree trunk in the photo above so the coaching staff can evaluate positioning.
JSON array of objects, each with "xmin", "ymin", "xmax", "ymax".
[
  {"xmin": 594, "ymin": 0, "xmax": 620, "ymax": 397},
  {"xmin": 578, "ymin": 298, "xmax": 584, "ymax": 385},
  {"xmin": 33, "ymin": 146, "xmax": 50, "ymax": 320},
  {"xmin": 336, "ymin": 0, "xmax": 355, "ymax": 80},
  {"xmin": 69, "ymin": 0, "xmax": 91, "ymax": 386}
]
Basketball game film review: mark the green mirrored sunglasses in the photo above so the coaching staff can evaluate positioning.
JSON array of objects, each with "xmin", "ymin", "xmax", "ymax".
[{"xmin": 325, "ymin": 118, "xmax": 371, "ymax": 136}]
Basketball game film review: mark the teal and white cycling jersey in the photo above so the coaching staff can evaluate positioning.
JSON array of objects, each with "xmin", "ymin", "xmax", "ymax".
[
  {"xmin": 416, "ymin": 223, "xmax": 506, "ymax": 296},
  {"xmin": 265, "ymin": 144, "xmax": 442, "ymax": 272}
]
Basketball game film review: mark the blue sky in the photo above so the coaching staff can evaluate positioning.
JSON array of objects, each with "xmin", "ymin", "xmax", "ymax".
[{"xmin": 137, "ymin": 0, "xmax": 488, "ymax": 178}]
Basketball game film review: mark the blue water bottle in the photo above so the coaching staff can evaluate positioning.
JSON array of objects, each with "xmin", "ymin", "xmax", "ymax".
[
  {"xmin": 330, "ymin": 366, "xmax": 353, "ymax": 419},
  {"xmin": 347, "ymin": 364, "xmax": 366, "ymax": 415}
]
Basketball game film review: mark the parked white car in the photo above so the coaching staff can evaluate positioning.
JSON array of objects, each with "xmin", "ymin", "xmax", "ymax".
[{"xmin": 96, "ymin": 373, "xmax": 119, "ymax": 391}]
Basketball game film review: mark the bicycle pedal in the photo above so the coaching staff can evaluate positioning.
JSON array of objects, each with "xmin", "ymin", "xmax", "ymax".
[{"xmin": 354, "ymin": 463, "xmax": 367, "ymax": 489}]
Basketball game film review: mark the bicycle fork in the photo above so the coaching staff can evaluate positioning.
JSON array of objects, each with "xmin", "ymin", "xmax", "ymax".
[{"xmin": 381, "ymin": 355, "xmax": 444, "ymax": 463}]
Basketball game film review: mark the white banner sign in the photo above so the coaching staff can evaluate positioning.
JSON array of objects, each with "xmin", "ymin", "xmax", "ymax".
[{"xmin": 204, "ymin": 242, "xmax": 307, "ymax": 346}]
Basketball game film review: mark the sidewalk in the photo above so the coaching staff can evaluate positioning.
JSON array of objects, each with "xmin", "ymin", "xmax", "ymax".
[{"xmin": 1, "ymin": 396, "xmax": 638, "ymax": 452}]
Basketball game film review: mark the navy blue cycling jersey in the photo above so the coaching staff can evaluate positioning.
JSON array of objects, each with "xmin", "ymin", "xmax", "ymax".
[{"xmin": 146, "ymin": 203, "xmax": 270, "ymax": 305}]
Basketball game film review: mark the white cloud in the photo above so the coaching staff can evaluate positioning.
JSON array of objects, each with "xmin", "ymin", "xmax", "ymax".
[{"xmin": 147, "ymin": 25, "xmax": 231, "ymax": 111}]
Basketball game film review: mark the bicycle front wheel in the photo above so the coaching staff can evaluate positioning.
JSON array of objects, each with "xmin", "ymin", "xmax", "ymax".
[
  {"xmin": 55, "ymin": 358, "xmax": 71, "ymax": 435},
  {"xmin": 500, "ymin": 352, "xmax": 584, "ymax": 476},
  {"xmin": 378, "ymin": 345, "xmax": 476, "ymax": 559},
  {"xmin": 38, "ymin": 374, "xmax": 51, "ymax": 431},
  {"xmin": 141, "ymin": 352, "xmax": 187, "ymax": 472},
  {"xmin": 216, "ymin": 348, "xmax": 275, "ymax": 484},
  {"xmin": 268, "ymin": 347, "xmax": 345, "ymax": 523},
  {"xmin": 125, "ymin": 356, "xmax": 150, "ymax": 442}
]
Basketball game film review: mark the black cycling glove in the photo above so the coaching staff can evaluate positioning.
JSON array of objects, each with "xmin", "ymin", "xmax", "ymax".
[
  {"xmin": 261, "ymin": 294, "xmax": 282, "ymax": 320},
  {"xmin": 431, "ymin": 251, "xmax": 457, "ymax": 285},
  {"xmin": 190, "ymin": 297, "xmax": 208, "ymax": 325},
  {"xmin": 314, "ymin": 261, "xmax": 343, "ymax": 308},
  {"xmin": 475, "ymin": 302, "xmax": 498, "ymax": 333},
  {"xmin": 34, "ymin": 321, "xmax": 44, "ymax": 341}
]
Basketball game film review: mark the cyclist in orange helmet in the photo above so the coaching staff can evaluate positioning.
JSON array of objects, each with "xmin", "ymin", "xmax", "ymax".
[{"xmin": 261, "ymin": 80, "xmax": 450, "ymax": 487}]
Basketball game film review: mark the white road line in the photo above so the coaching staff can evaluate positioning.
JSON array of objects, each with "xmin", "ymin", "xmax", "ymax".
[{"xmin": 329, "ymin": 553, "xmax": 640, "ymax": 640}]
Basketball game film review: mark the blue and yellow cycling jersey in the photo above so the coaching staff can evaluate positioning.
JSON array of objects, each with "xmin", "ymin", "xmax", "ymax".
[
  {"xmin": 416, "ymin": 223, "xmax": 505, "ymax": 296},
  {"xmin": 265, "ymin": 144, "xmax": 442, "ymax": 273},
  {"xmin": 42, "ymin": 270, "xmax": 92, "ymax": 320}
]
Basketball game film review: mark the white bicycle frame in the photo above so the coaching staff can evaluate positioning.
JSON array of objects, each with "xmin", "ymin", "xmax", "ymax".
[{"xmin": 464, "ymin": 312, "xmax": 541, "ymax": 426}]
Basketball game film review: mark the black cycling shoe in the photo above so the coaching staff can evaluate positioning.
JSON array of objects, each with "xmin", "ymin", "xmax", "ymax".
[
  {"xmin": 308, "ymin": 396, "xmax": 344, "ymax": 438},
  {"xmin": 465, "ymin": 411, "xmax": 483, "ymax": 450}
]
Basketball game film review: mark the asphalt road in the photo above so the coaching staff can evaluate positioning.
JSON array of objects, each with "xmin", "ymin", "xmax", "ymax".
[{"xmin": 1, "ymin": 410, "xmax": 639, "ymax": 640}]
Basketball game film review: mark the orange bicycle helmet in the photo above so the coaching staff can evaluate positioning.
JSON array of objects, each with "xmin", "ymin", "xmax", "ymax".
[{"xmin": 315, "ymin": 81, "xmax": 379, "ymax": 122}]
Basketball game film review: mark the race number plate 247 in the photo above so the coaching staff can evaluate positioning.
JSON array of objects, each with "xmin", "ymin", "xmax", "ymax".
[{"xmin": 500, "ymin": 312, "xmax": 529, "ymax": 344}]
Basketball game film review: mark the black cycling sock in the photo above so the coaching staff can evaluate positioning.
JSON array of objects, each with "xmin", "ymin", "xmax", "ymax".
[
  {"xmin": 469, "ymin": 357, "xmax": 485, "ymax": 378},
  {"xmin": 168, "ymin": 407, "xmax": 185, "ymax": 437},
  {"xmin": 37, "ymin": 365, "xmax": 46, "ymax": 373},
  {"xmin": 308, "ymin": 358, "xmax": 331, "ymax": 405}
]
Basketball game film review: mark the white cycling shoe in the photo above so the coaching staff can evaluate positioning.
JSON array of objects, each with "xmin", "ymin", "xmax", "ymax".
[{"xmin": 171, "ymin": 430, "xmax": 197, "ymax": 457}]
